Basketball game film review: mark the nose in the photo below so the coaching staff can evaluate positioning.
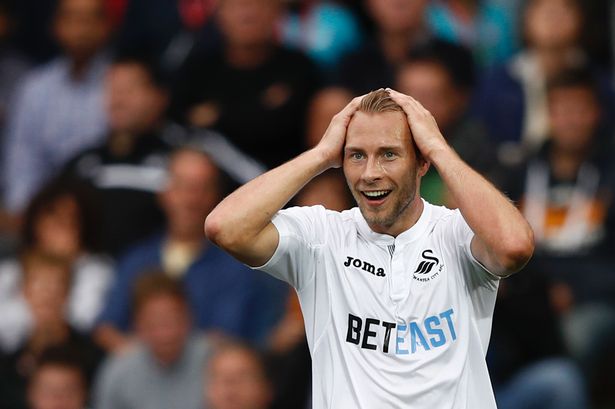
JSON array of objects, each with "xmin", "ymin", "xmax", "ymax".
[{"xmin": 361, "ymin": 156, "xmax": 384, "ymax": 184}]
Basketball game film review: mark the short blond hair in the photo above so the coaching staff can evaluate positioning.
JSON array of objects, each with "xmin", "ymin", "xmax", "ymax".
[{"xmin": 358, "ymin": 89, "xmax": 403, "ymax": 114}]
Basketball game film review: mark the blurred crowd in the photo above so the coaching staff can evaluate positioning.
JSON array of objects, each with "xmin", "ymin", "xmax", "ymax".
[{"xmin": 0, "ymin": 0, "xmax": 613, "ymax": 408}]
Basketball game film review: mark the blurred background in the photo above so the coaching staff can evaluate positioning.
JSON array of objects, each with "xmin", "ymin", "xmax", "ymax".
[{"xmin": 0, "ymin": 0, "xmax": 613, "ymax": 408}]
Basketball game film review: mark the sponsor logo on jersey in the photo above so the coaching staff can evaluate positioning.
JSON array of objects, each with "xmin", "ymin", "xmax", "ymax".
[
  {"xmin": 344, "ymin": 256, "xmax": 386, "ymax": 277},
  {"xmin": 413, "ymin": 250, "xmax": 443, "ymax": 282},
  {"xmin": 345, "ymin": 309, "xmax": 457, "ymax": 355}
]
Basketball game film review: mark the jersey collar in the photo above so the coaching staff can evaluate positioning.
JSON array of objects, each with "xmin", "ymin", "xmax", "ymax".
[{"xmin": 353, "ymin": 199, "xmax": 432, "ymax": 246}]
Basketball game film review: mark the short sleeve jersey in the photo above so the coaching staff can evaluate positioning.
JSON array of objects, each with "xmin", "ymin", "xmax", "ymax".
[{"xmin": 255, "ymin": 200, "xmax": 500, "ymax": 409}]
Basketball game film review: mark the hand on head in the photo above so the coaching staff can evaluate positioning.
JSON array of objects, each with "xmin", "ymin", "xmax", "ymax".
[
  {"xmin": 315, "ymin": 94, "xmax": 366, "ymax": 169},
  {"xmin": 385, "ymin": 88, "xmax": 448, "ymax": 161}
]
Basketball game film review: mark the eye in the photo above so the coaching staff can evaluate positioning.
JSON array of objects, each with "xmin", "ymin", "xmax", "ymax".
[
  {"xmin": 384, "ymin": 151, "xmax": 396, "ymax": 159},
  {"xmin": 350, "ymin": 152, "xmax": 364, "ymax": 160}
]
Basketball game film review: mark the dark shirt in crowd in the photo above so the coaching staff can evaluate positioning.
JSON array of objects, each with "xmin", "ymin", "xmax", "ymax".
[
  {"xmin": 173, "ymin": 46, "xmax": 321, "ymax": 169},
  {"xmin": 62, "ymin": 130, "xmax": 174, "ymax": 256}
]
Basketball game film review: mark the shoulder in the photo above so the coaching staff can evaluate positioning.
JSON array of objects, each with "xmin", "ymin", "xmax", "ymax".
[{"xmin": 99, "ymin": 344, "xmax": 148, "ymax": 379}]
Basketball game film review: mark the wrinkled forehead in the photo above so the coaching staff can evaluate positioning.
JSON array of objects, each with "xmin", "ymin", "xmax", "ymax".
[{"xmin": 346, "ymin": 111, "xmax": 412, "ymax": 151}]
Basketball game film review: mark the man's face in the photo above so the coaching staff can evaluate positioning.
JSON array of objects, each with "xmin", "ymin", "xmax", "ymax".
[
  {"xmin": 160, "ymin": 151, "xmax": 221, "ymax": 238},
  {"xmin": 367, "ymin": 0, "xmax": 428, "ymax": 34},
  {"xmin": 525, "ymin": 0, "xmax": 581, "ymax": 48},
  {"xmin": 28, "ymin": 366, "xmax": 86, "ymax": 409},
  {"xmin": 343, "ymin": 111, "xmax": 427, "ymax": 234},
  {"xmin": 396, "ymin": 62, "xmax": 465, "ymax": 132},
  {"xmin": 136, "ymin": 294, "xmax": 191, "ymax": 366},
  {"xmin": 217, "ymin": 0, "xmax": 279, "ymax": 48},
  {"xmin": 105, "ymin": 63, "xmax": 167, "ymax": 134},
  {"xmin": 54, "ymin": 0, "xmax": 110, "ymax": 61},
  {"xmin": 23, "ymin": 265, "xmax": 70, "ymax": 326},
  {"xmin": 206, "ymin": 349, "xmax": 272, "ymax": 409},
  {"xmin": 548, "ymin": 86, "xmax": 600, "ymax": 153}
]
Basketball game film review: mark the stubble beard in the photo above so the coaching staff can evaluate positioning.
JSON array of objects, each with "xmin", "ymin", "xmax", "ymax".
[{"xmin": 351, "ymin": 175, "xmax": 418, "ymax": 230}]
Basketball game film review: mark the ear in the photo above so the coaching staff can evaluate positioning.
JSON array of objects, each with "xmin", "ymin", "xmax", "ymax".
[{"xmin": 418, "ymin": 159, "xmax": 430, "ymax": 177}]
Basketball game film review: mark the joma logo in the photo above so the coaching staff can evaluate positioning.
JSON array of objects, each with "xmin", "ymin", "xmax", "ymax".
[{"xmin": 344, "ymin": 256, "xmax": 386, "ymax": 277}]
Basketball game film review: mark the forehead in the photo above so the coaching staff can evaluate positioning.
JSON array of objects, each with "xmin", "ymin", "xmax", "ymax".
[{"xmin": 346, "ymin": 111, "xmax": 411, "ymax": 150}]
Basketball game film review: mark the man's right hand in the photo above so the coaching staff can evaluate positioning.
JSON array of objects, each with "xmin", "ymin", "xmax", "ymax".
[{"xmin": 314, "ymin": 95, "xmax": 363, "ymax": 169}]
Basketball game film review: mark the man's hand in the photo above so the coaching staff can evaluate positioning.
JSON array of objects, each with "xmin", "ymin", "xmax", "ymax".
[
  {"xmin": 386, "ymin": 88, "xmax": 449, "ymax": 161},
  {"xmin": 314, "ymin": 95, "xmax": 363, "ymax": 168}
]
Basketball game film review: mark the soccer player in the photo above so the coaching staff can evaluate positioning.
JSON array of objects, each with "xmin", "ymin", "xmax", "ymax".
[{"xmin": 205, "ymin": 89, "xmax": 534, "ymax": 408}]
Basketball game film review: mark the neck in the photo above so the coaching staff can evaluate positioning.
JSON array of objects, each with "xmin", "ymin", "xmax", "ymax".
[
  {"xmin": 69, "ymin": 55, "xmax": 94, "ymax": 79},
  {"xmin": 167, "ymin": 231, "xmax": 205, "ymax": 248},
  {"xmin": 533, "ymin": 46, "xmax": 580, "ymax": 79},
  {"xmin": 225, "ymin": 42, "xmax": 272, "ymax": 69},
  {"xmin": 371, "ymin": 196, "xmax": 424, "ymax": 237},
  {"xmin": 378, "ymin": 27, "xmax": 422, "ymax": 64},
  {"xmin": 550, "ymin": 145, "xmax": 587, "ymax": 180},
  {"xmin": 29, "ymin": 321, "xmax": 69, "ymax": 353},
  {"xmin": 108, "ymin": 131, "xmax": 139, "ymax": 156}
]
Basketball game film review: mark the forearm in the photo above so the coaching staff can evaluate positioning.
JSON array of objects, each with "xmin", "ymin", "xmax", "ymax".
[
  {"xmin": 430, "ymin": 146, "xmax": 534, "ymax": 274},
  {"xmin": 205, "ymin": 148, "xmax": 329, "ymax": 248}
]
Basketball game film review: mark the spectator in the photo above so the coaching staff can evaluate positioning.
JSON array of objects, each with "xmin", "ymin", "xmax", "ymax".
[
  {"xmin": 94, "ymin": 273, "xmax": 214, "ymax": 409},
  {"xmin": 26, "ymin": 346, "xmax": 90, "ymax": 409},
  {"xmin": 333, "ymin": 0, "xmax": 474, "ymax": 94},
  {"xmin": 206, "ymin": 343, "xmax": 274, "ymax": 409},
  {"xmin": 94, "ymin": 148, "xmax": 287, "ymax": 352},
  {"xmin": 0, "ymin": 251, "xmax": 102, "ymax": 409},
  {"xmin": 473, "ymin": 0, "xmax": 615, "ymax": 162},
  {"xmin": 495, "ymin": 69, "xmax": 615, "ymax": 396},
  {"xmin": 3, "ymin": 0, "xmax": 112, "ymax": 214},
  {"xmin": 0, "ymin": 178, "xmax": 113, "ymax": 352},
  {"xmin": 173, "ymin": 0, "xmax": 321, "ymax": 170},
  {"xmin": 489, "ymin": 266, "xmax": 588, "ymax": 409},
  {"xmin": 396, "ymin": 49, "xmax": 495, "ymax": 206},
  {"xmin": 63, "ymin": 55, "xmax": 175, "ymax": 256}
]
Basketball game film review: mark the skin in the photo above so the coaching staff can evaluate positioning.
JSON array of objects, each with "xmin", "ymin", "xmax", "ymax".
[
  {"xmin": 205, "ymin": 90, "xmax": 533, "ymax": 276},
  {"xmin": 135, "ymin": 294, "xmax": 191, "ymax": 366},
  {"xmin": 206, "ymin": 348, "xmax": 273, "ymax": 409},
  {"xmin": 105, "ymin": 63, "xmax": 167, "ymax": 135},
  {"xmin": 28, "ymin": 366, "xmax": 86, "ymax": 409},
  {"xmin": 54, "ymin": 0, "xmax": 110, "ymax": 68},
  {"xmin": 344, "ymin": 111, "xmax": 428, "ymax": 236},
  {"xmin": 33, "ymin": 196, "xmax": 81, "ymax": 259}
]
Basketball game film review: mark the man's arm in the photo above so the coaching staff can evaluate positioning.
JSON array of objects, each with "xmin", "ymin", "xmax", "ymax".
[
  {"xmin": 204, "ymin": 97, "xmax": 363, "ymax": 267},
  {"xmin": 388, "ymin": 89, "xmax": 534, "ymax": 276}
]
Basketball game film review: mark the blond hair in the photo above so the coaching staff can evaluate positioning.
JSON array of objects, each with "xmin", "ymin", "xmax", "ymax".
[{"xmin": 358, "ymin": 89, "xmax": 403, "ymax": 114}]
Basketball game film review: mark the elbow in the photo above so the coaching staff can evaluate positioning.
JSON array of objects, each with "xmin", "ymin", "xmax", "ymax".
[
  {"xmin": 204, "ymin": 212, "xmax": 224, "ymax": 247},
  {"xmin": 499, "ymin": 228, "xmax": 535, "ymax": 274},
  {"xmin": 204, "ymin": 211, "xmax": 243, "ymax": 251}
]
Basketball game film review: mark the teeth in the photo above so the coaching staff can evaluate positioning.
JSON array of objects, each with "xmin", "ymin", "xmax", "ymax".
[{"xmin": 364, "ymin": 190, "xmax": 389, "ymax": 198}]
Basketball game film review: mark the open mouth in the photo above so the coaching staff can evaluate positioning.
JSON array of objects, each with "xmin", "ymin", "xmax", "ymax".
[{"xmin": 361, "ymin": 190, "xmax": 391, "ymax": 202}]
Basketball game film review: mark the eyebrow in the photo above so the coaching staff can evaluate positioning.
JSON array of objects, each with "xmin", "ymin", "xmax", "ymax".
[{"xmin": 344, "ymin": 145, "xmax": 402, "ymax": 152}]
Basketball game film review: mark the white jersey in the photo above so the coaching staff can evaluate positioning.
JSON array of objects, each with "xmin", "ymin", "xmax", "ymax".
[{"xmin": 255, "ymin": 200, "xmax": 500, "ymax": 409}]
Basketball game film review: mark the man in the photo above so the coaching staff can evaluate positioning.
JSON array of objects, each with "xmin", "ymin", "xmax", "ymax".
[
  {"xmin": 172, "ymin": 0, "xmax": 321, "ymax": 170},
  {"xmin": 3, "ymin": 0, "xmax": 112, "ymax": 214},
  {"xmin": 95, "ymin": 148, "xmax": 287, "ymax": 352},
  {"xmin": 205, "ymin": 89, "xmax": 534, "ymax": 408},
  {"xmin": 63, "ymin": 55, "xmax": 173, "ymax": 255},
  {"xmin": 205, "ymin": 343, "xmax": 273, "ymax": 409},
  {"xmin": 94, "ymin": 273, "xmax": 212, "ymax": 409},
  {"xmin": 27, "ymin": 346, "xmax": 90, "ymax": 409}
]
